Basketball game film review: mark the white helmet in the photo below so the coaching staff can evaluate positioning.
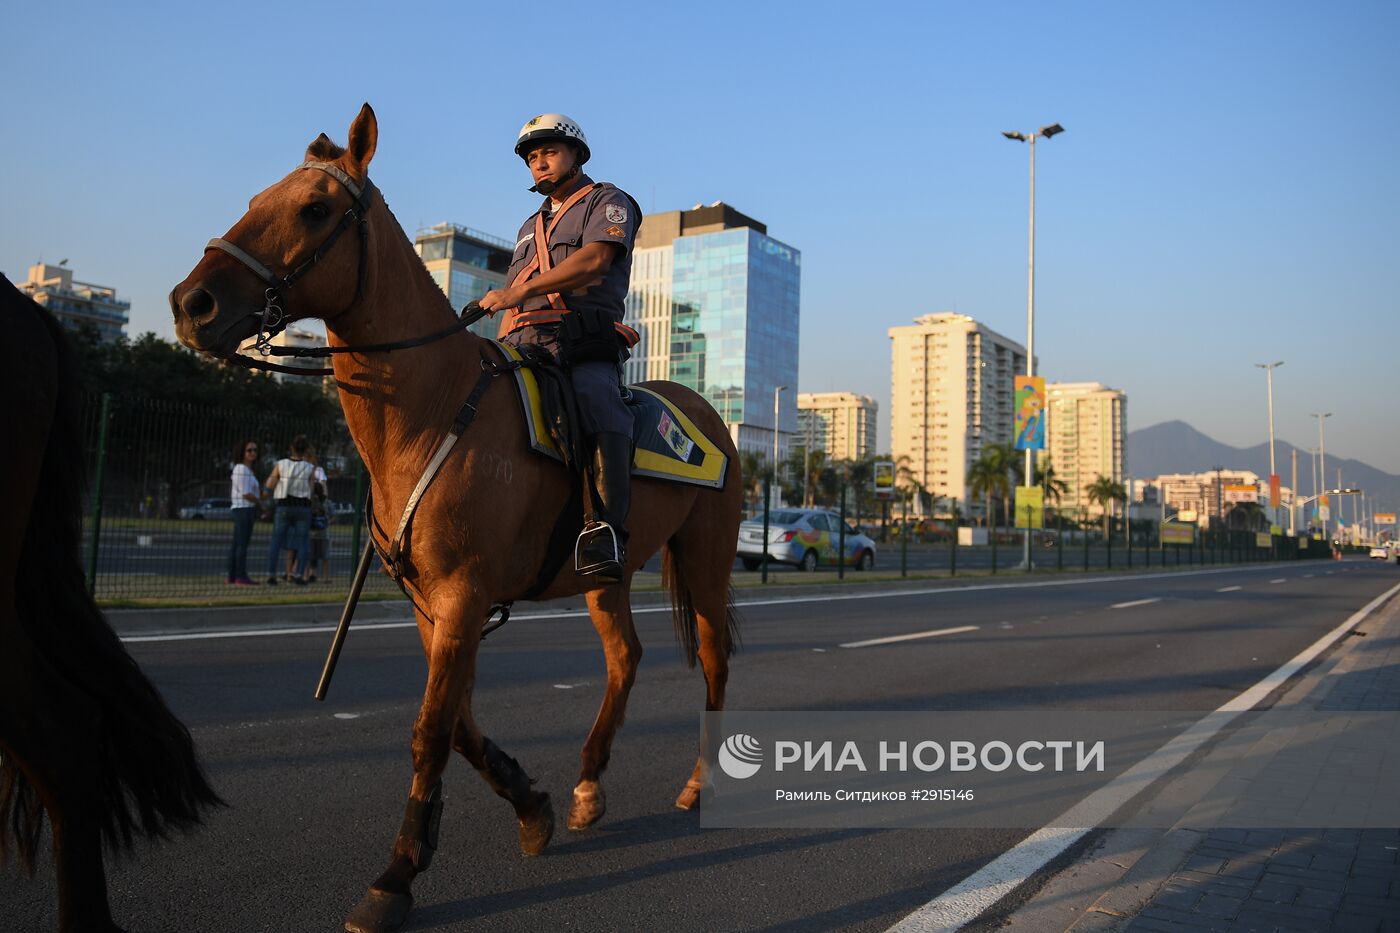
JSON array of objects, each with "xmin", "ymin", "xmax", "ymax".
[{"xmin": 515, "ymin": 113, "xmax": 590, "ymax": 165}]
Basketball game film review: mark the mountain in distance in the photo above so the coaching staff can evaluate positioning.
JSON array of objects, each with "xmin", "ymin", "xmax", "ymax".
[{"xmin": 1128, "ymin": 420, "xmax": 1399, "ymax": 517}]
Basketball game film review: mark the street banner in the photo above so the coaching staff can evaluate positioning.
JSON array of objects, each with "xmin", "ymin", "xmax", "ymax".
[
  {"xmin": 1378, "ymin": 513, "xmax": 1397, "ymax": 526},
  {"xmin": 1013, "ymin": 486, "xmax": 1043, "ymax": 529},
  {"xmin": 1161, "ymin": 521, "xmax": 1194, "ymax": 545},
  {"xmin": 1013, "ymin": 376, "xmax": 1046, "ymax": 451},
  {"xmin": 1269, "ymin": 474, "xmax": 1281, "ymax": 508},
  {"xmin": 873, "ymin": 461, "xmax": 895, "ymax": 501},
  {"xmin": 1224, "ymin": 483, "xmax": 1259, "ymax": 504},
  {"xmin": 1299, "ymin": 536, "xmax": 1309, "ymax": 549},
  {"xmin": 1255, "ymin": 532, "xmax": 1272, "ymax": 548},
  {"xmin": 1270, "ymin": 524, "xmax": 1282, "ymax": 536},
  {"xmin": 1320, "ymin": 495, "xmax": 1330, "ymax": 521}
]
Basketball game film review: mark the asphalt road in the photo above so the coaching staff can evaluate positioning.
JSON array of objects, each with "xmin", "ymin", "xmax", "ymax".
[{"xmin": 5, "ymin": 559, "xmax": 1396, "ymax": 932}]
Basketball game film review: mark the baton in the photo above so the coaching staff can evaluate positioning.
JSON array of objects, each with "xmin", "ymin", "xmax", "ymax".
[{"xmin": 314, "ymin": 538, "xmax": 375, "ymax": 701}]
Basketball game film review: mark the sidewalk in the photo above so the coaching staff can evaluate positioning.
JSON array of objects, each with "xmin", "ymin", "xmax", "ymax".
[{"xmin": 1010, "ymin": 583, "xmax": 1400, "ymax": 932}]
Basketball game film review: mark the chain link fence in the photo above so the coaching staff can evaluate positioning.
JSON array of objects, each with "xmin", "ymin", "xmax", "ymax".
[{"xmin": 78, "ymin": 391, "xmax": 403, "ymax": 602}]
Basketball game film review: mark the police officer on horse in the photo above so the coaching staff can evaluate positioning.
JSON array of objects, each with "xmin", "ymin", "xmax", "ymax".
[{"xmin": 479, "ymin": 114, "xmax": 641, "ymax": 583}]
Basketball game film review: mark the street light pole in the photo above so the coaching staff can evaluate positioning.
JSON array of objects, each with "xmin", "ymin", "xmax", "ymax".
[
  {"xmin": 1003, "ymin": 122, "xmax": 1064, "ymax": 570},
  {"xmin": 1255, "ymin": 361, "xmax": 1283, "ymax": 528},
  {"xmin": 773, "ymin": 385, "xmax": 787, "ymax": 489},
  {"xmin": 1312, "ymin": 412, "xmax": 1331, "ymax": 539}
]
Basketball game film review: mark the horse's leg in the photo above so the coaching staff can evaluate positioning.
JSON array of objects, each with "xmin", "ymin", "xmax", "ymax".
[
  {"xmin": 451, "ymin": 697, "xmax": 554, "ymax": 857},
  {"xmin": 569, "ymin": 581, "xmax": 643, "ymax": 831},
  {"xmin": 344, "ymin": 596, "xmax": 486, "ymax": 933},
  {"xmin": 669, "ymin": 525, "xmax": 737, "ymax": 811}
]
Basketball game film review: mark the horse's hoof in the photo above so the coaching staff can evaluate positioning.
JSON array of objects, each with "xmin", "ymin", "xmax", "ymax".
[
  {"xmin": 674, "ymin": 779, "xmax": 704, "ymax": 811},
  {"xmin": 518, "ymin": 791, "xmax": 555, "ymax": 856},
  {"xmin": 344, "ymin": 887, "xmax": 413, "ymax": 933},
  {"xmin": 567, "ymin": 781, "xmax": 606, "ymax": 831}
]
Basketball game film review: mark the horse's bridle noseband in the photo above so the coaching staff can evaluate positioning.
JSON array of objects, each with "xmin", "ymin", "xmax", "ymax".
[{"xmin": 206, "ymin": 160, "xmax": 378, "ymax": 355}]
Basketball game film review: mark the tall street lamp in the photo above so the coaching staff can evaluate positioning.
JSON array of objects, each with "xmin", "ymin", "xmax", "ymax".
[
  {"xmin": 1312, "ymin": 412, "xmax": 1331, "ymax": 538},
  {"xmin": 1255, "ymin": 361, "xmax": 1283, "ymax": 528},
  {"xmin": 1003, "ymin": 122, "xmax": 1064, "ymax": 569}
]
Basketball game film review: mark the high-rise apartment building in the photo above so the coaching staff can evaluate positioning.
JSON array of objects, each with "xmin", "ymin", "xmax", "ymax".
[
  {"xmin": 888, "ymin": 313, "xmax": 1028, "ymax": 516},
  {"xmin": 1045, "ymin": 382, "xmax": 1127, "ymax": 519},
  {"xmin": 626, "ymin": 202, "xmax": 800, "ymax": 459},
  {"xmin": 414, "ymin": 223, "xmax": 513, "ymax": 338},
  {"xmin": 19, "ymin": 262, "xmax": 129, "ymax": 342},
  {"xmin": 797, "ymin": 392, "xmax": 878, "ymax": 462}
]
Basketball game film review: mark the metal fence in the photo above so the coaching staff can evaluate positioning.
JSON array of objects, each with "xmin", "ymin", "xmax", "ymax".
[
  {"xmin": 78, "ymin": 392, "xmax": 1342, "ymax": 602},
  {"xmin": 78, "ymin": 391, "xmax": 400, "ymax": 601}
]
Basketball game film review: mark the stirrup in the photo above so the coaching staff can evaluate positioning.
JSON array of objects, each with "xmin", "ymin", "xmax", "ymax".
[{"xmin": 575, "ymin": 521, "xmax": 623, "ymax": 577}]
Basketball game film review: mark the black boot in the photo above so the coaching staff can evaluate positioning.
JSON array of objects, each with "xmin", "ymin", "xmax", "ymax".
[{"xmin": 577, "ymin": 432, "xmax": 632, "ymax": 583}]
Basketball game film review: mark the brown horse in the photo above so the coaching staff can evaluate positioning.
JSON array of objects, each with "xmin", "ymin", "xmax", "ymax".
[
  {"xmin": 0, "ymin": 278, "xmax": 222, "ymax": 932},
  {"xmin": 171, "ymin": 103, "xmax": 741, "ymax": 932}
]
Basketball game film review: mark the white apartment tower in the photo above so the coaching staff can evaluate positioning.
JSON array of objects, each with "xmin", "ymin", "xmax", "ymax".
[
  {"xmin": 889, "ymin": 313, "xmax": 1028, "ymax": 516},
  {"xmin": 1045, "ymin": 382, "xmax": 1127, "ymax": 519},
  {"xmin": 796, "ymin": 392, "xmax": 878, "ymax": 462}
]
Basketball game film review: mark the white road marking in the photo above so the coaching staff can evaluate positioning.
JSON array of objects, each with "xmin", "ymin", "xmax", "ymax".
[
  {"xmin": 885, "ymin": 579, "xmax": 1400, "ymax": 933},
  {"xmin": 1110, "ymin": 598, "xmax": 1161, "ymax": 609},
  {"xmin": 118, "ymin": 563, "xmax": 1320, "ymax": 645},
  {"xmin": 332, "ymin": 712, "xmax": 359, "ymax": 720},
  {"xmin": 812, "ymin": 648, "xmax": 827, "ymax": 653},
  {"xmin": 1271, "ymin": 578, "xmax": 1286, "ymax": 584},
  {"xmin": 552, "ymin": 683, "xmax": 588, "ymax": 690},
  {"xmin": 1304, "ymin": 574, "xmax": 1316, "ymax": 578},
  {"xmin": 840, "ymin": 626, "xmax": 979, "ymax": 649},
  {"xmin": 1217, "ymin": 586, "xmax": 1242, "ymax": 592}
]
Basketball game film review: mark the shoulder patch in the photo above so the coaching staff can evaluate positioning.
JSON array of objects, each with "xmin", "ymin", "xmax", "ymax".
[
  {"xmin": 605, "ymin": 224, "xmax": 626, "ymax": 238},
  {"xmin": 605, "ymin": 203, "xmax": 628, "ymax": 224}
]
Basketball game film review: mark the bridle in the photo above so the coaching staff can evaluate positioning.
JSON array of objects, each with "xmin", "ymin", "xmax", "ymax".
[{"xmin": 206, "ymin": 160, "xmax": 487, "ymax": 377}]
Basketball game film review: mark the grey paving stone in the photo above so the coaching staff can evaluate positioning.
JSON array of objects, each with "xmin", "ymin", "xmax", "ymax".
[
  {"xmin": 1194, "ymin": 892, "xmax": 1247, "ymax": 918},
  {"xmin": 1247, "ymin": 879, "xmax": 1299, "ymax": 904},
  {"xmin": 1296, "ymin": 885, "xmax": 1344, "ymax": 910}
]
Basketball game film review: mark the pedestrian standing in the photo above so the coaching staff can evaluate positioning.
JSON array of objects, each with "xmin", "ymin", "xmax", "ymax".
[
  {"xmin": 264, "ymin": 435, "xmax": 315, "ymax": 585},
  {"xmin": 227, "ymin": 438, "xmax": 263, "ymax": 585},
  {"xmin": 306, "ymin": 486, "xmax": 333, "ymax": 582}
]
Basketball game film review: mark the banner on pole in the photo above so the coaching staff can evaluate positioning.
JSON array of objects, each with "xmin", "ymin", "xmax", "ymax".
[
  {"xmin": 1378, "ymin": 513, "xmax": 1397, "ymax": 526},
  {"xmin": 1014, "ymin": 486, "xmax": 1043, "ymax": 529},
  {"xmin": 1269, "ymin": 474, "xmax": 1281, "ymax": 508},
  {"xmin": 1255, "ymin": 532, "xmax": 1272, "ymax": 548},
  {"xmin": 1013, "ymin": 376, "xmax": 1046, "ymax": 451},
  {"xmin": 873, "ymin": 461, "xmax": 895, "ymax": 501},
  {"xmin": 1320, "ymin": 495, "xmax": 1330, "ymax": 522}
]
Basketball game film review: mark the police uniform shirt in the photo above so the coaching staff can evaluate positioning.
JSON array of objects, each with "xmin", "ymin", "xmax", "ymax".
[{"xmin": 505, "ymin": 175, "xmax": 640, "ymax": 325}]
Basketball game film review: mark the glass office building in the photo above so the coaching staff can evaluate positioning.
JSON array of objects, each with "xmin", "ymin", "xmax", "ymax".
[
  {"xmin": 627, "ymin": 203, "xmax": 800, "ymax": 460},
  {"xmin": 415, "ymin": 222, "xmax": 513, "ymax": 338}
]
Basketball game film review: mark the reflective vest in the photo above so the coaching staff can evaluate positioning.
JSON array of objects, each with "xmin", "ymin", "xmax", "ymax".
[{"xmin": 497, "ymin": 183, "xmax": 640, "ymax": 347}]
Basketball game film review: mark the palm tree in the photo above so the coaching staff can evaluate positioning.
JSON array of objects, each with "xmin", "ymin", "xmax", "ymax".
[
  {"xmin": 738, "ymin": 449, "xmax": 767, "ymax": 514},
  {"xmin": 1085, "ymin": 475, "xmax": 1128, "ymax": 541},
  {"xmin": 968, "ymin": 457, "xmax": 1000, "ymax": 529},
  {"xmin": 1035, "ymin": 460, "xmax": 1070, "ymax": 526}
]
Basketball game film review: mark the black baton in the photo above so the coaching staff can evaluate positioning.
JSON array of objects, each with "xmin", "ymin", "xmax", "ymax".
[{"xmin": 314, "ymin": 538, "xmax": 376, "ymax": 700}]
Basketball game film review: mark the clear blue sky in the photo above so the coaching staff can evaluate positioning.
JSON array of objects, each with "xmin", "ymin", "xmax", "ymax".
[{"xmin": 4, "ymin": 1, "xmax": 1396, "ymax": 470}]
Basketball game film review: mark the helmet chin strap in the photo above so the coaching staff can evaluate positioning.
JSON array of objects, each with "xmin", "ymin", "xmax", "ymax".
[{"xmin": 529, "ymin": 164, "xmax": 580, "ymax": 196}]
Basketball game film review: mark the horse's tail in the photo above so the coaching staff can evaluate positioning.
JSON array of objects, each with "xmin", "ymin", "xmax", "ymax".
[
  {"xmin": 660, "ymin": 535, "xmax": 741, "ymax": 670},
  {"xmin": 0, "ymin": 305, "xmax": 222, "ymax": 873}
]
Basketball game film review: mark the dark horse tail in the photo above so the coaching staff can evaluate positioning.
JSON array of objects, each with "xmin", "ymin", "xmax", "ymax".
[{"xmin": 0, "ymin": 298, "xmax": 223, "ymax": 874}]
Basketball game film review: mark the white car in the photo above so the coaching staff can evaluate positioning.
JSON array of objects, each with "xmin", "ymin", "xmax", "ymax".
[{"xmin": 1371, "ymin": 545, "xmax": 1391, "ymax": 560}]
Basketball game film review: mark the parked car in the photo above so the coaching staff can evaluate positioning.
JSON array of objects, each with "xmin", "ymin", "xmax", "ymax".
[
  {"xmin": 737, "ymin": 508, "xmax": 877, "ymax": 572},
  {"xmin": 178, "ymin": 497, "xmax": 233, "ymax": 520},
  {"xmin": 1371, "ymin": 545, "xmax": 1391, "ymax": 560}
]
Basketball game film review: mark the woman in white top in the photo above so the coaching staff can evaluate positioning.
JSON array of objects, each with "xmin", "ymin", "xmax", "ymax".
[
  {"xmin": 263, "ymin": 435, "xmax": 316, "ymax": 585},
  {"xmin": 227, "ymin": 439, "xmax": 263, "ymax": 585}
]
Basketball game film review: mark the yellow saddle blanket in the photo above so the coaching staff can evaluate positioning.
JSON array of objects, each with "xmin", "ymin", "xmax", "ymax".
[{"xmin": 493, "ymin": 341, "xmax": 728, "ymax": 489}]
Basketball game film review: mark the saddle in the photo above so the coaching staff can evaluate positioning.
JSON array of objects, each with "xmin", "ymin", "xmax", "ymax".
[{"xmin": 491, "ymin": 341, "xmax": 727, "ymax": 488}]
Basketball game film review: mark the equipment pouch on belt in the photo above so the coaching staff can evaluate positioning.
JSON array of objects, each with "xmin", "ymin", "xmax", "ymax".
[{"xmin": 558, "ymin": 308, "xmax": 621, "ymax": 366}]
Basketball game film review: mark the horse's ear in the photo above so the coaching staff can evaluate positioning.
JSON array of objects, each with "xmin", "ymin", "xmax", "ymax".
[
  {"xmin": 346, "ymin": 103, "xmax": 378, "ymax": 174},
  {"xmin": 305, "ymin": 133, "xmax": 344, "ymax": 162}
]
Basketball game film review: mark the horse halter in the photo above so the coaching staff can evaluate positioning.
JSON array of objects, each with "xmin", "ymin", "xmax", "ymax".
[{"xmin": 205, "ymin": 160, "xmax": 378, "ymax": 355}]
